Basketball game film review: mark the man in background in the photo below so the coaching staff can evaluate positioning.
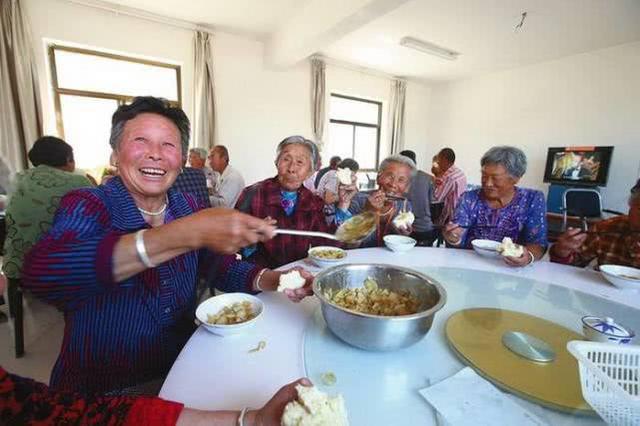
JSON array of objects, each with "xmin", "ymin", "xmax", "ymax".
[
  {"xmin": 399, "ymin": 150, "xmax": 435, "ymax": 245},
  {"xmin": 433, "ymin": 148, "xmax": 467, "ymax": 226},
  {"xmin": 188, "ymin": 147, "xmax": 218, "ymax": 192},
  {"xmin": 208, "ymin": 145, "xmax": 245, "ymax": 207}
]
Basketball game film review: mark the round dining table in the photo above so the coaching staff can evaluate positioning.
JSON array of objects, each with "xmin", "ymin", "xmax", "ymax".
[{"xmin": 160, "ymin": 247, "xmax": 640, "ymax": 425}]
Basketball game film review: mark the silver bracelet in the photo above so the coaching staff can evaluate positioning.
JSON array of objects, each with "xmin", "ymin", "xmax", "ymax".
[
  {"xmin": 237, "ymin": 407, "xmax": 249, "ymax": 426},
  {"xmin": 526, "ymin": 250, "xmax": 535, "ymax": 266},
  {"xmin": 135, "ymin": 229, "xmax": 156, "ymax": 268},
  {"xmin": 254, "ymin": 268, "xmax": 268, "ymax": 292}
]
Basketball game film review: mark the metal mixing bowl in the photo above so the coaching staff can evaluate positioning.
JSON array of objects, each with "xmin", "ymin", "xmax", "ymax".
[{"xmin": 313, "ymin": 263, "xmax": 447, "ymax": 351}]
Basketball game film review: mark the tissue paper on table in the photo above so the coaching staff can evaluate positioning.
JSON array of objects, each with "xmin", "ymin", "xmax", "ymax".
[{"xmin": 419, "ymin": 367, "xmax": 548, "ymax": 426}]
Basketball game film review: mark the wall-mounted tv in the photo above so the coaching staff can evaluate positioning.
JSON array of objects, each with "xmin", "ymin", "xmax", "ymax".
[{"xmin": 543, "ymin": 146, "xmax": 614, "ymax": 187}]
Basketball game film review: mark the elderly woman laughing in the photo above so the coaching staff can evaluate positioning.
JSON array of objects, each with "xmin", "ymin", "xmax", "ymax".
[
  {"xmin": 336, "ymin": 154, "xmax": 416, "ymax": 247},
  {"xmin": 22, "ymin": 97, "xmax": 312, "ymax": 395},
  {"xmin": 236, "ymin": 136, "xmax": 354, "ymax": 268},
  {"xmin": 443, "ymin": 146, "xmax": 548, "ymax": 267}
]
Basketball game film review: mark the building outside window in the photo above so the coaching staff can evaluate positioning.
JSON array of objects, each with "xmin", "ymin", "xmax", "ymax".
[{"xmin": 48, "ymin": 45, "xmax": 181, "ymax": 176}]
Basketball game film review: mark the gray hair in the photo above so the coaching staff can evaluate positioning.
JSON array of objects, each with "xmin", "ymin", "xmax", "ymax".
[
  {"xmin": 189, "ymin": 147, "xmax": 207, "ymax": 160},
  {"xmin": 109, "ymin": 96, "xmax": 190, "ymax": 161},
  {"xmin": 275, "ymin": 136, "xmax": 320, "ymax": 172},
  {"xmin": 378, "ymin": 154, "xmax": 417, "ymax": 177},
  {"xmin": 480, "ymin": 146, "xmax": 527, "ymax": 178}
]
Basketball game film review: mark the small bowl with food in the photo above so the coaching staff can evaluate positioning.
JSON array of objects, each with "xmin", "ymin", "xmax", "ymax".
[
  {"xmin": 383, "ymin": 235, "xmax": 417, "ymax": 253},
  {"xmin": 471, "ymin": 239, "xmax": 501, "ymax": 258},
  {"xmin": 308, "ymin": 246, "xmax": 347, "ymax": 268},
  {"xmin": 599, "ymin": 264, "xmax": 640, "ymax": 291},
  {"xmin": 195, "ymin": 293, "xmax": 264, "ymax": 336}
]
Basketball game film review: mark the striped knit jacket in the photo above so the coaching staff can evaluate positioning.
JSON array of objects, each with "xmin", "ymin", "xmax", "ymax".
[{"xmin": 22, "ymin": 177, "xmax": 261, "ymax": 394}]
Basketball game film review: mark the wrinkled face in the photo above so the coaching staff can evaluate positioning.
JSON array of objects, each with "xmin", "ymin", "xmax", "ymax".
[
  {"xmin": 113, "ymin": 113, "xmax": 182, "ymax": 201},
  {"xmin": 188, "ymin": 152, "xmax": 205, "ymax": 169},
  {"xmin": 276, "ymin": 144, "xmax": 313, "ymax": 191},
  {"xmin": 208, "ymin": 150, "xmax": 227, "ymax": 173},
  {"xmin": 629, "ymin": 196, "xmax": 640, "ymax": 230},
  {"xmin": 481, "ymin": 163, "xmax": 518, "ymax": 201},
  {"xmin": 377, "ymin": 162, "xmax": 412, "ymax": 196}
]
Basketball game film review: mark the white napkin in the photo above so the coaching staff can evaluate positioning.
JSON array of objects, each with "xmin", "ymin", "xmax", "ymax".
[{"xmin": 419, "ymin": 367, "xmax": 549, "ymax": 426}]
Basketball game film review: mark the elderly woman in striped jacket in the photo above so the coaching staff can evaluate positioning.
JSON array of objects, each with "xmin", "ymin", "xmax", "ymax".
[{"xmin": 23, "ymin": 97, "xmax": 312, "ymax": 396}]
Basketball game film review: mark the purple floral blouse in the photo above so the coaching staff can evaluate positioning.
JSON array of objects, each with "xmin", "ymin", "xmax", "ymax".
[{"xmin": 453, "ymin": 187, "xmax": 548, "ymax": 249}]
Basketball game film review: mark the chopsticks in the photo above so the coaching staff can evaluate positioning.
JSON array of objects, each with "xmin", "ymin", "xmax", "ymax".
[{"xmin": 433, "ymin": 224, "xmax": 497, "ymax": 230}]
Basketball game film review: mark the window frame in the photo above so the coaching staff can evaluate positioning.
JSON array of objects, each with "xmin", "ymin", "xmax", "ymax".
[
  {"xmin": 48, "ymin": 44, "xmax": 182, "ymax": 139},
  {"xmin": 329, "ymin": 93, "xmax": 382, "ymax": 172}
]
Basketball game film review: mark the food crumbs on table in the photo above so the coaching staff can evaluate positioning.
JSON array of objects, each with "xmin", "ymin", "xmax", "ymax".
[
  {"xmin": 320, "ymin": 372, "xmax": 337, "ymax": 386},
  {"xmin": 249, "ymin": 340, "xmax": 266, "ymax": 353}
]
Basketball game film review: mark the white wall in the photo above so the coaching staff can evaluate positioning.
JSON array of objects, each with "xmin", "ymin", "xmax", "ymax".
[
  {"xmin": 427, "ymin": 41, "xmax": 640, "ymax": 212},
  {"xmin": 25, "ymin": 0, "xmax": 431, "ymax": 185}
]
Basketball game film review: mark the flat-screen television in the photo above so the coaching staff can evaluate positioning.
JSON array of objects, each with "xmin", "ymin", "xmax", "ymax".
[{"xmin": 543, "ymin": 146, "xmax": 614, "ymax": 187}]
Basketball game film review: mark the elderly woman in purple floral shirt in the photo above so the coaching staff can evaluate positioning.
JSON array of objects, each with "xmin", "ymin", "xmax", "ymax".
[{"xmin": 443, "ymin": 146, "xmax": 548, "ymax": 267}]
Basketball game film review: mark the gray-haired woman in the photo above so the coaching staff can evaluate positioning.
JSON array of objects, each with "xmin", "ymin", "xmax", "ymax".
[
  {"xmin": 235, "ymin": 136, "xmax": 350, "ymax": 268},
  {"xmin": 443, "ymin": 146, "xmax": 548, "ymax": 267},
  {"xmin": 336, "ymin": 154, "xmax": 416, "ymax": 247}
]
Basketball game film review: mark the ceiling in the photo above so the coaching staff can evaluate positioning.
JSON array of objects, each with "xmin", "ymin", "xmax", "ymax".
[{"xmin": 96, "ymin": 0, "xmax": 640, "ymax": 82}]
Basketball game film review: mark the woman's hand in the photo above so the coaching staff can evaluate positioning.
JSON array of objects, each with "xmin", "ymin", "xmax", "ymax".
[
  {"xmin": 503, "ymin": 249, "xmax": 533, "ymax": 267},
  {"xmin": 337, "ymin": 174, "xmax": 358, "ymax": 210},
  {"xmin": 191, "ymin": 208, "xmax": 276, "ymax": 254},
  {"xmin": 394, "ymin": 224, "xmax": 413, "ymax": 236},
  {"xmin": 365, "ymin": 190, "xmax": 386, "ymax": 213},
  {"xmin": 443, "ymin": 222, "xmax": 463, "ymax": 246},
  {"xmin": 255, "ymin": 268, "xmax": 314, "ymax": 302},
  {"xmin": 552, "ymin": 227, "xmax": 587, "ymax": 258},
  {"xmin": 247, "ymin": 378, "xmax": 313, "ymax": 426}
]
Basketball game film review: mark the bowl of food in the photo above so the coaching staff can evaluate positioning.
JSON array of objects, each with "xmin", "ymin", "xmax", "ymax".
[
  {"xmin": 471, "ymin": 239, "xmax": 501, "ymax": 258},
  {"xmin": 308, "ymin": 246, "xmax": 347, "ymax": 268},
  {"xmin": 313, "ymin": 264, "xmax": 446, "ymax": 351},
  {"xmin": 195, "ymin": 293, "xmax": 264, "ymax": 336},
  {"xmin": 383, "ymin": 235, "xmax": 417, "ymax": 253},
  {"xmin": 599, "ymin": 264, "xmax": 640, "ymax": 291}
]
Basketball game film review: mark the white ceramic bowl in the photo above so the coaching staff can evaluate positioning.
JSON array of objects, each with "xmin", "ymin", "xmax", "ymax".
[
  {"xmin": 195, "ymin": 293, "xmax": 264, "ymax": 336},
  {"xmin": 471, "ymin": 239, "xmax": 501, "ymax": 258},
  {"xmin": 308, "ymin": 246, "xmax": 347, "ymax": 268},
  {"xmin": 599, "ymin": 264, "xmax": 640, "ymax": 291},
  {"xmin": 383, "ymin": 235, "xmax": 417, "ymax": 253}
]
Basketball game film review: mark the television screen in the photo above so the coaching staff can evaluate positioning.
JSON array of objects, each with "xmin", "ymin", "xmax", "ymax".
[{"xmin": 543, "ymin": 146, "xmax": 614, "ymax": 186}]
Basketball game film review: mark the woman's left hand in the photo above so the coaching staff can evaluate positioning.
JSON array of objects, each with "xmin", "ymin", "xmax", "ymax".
[
  {"xmin": 281, "ymin": 267, "xmax": 314, "ymax": 303},
  {"xmin": 394, "ymin": 224, "xmax": 413, "ymax": 236},
  {"xmin": 504, "ymin": 249, "xmax": 533, "ymax": 267}
]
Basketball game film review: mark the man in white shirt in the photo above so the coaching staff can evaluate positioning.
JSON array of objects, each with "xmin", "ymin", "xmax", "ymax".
[{"xmin": 208, "ymin": 145, "xmax": 245, "ymax": 207}]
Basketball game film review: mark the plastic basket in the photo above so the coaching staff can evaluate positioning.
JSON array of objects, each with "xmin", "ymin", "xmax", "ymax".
[{"xmin": 567, "ymin": 341, "xmax": 640, "ymax": 426}]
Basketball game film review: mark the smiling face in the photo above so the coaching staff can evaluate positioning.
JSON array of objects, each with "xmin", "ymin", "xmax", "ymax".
[
  {"xmin": 377, "ymin": 161, "xmax": 412, "ymax": 196},
  {"xmin": 112, "ymin": 113, "xmax": 182, "ymax": 205},
  {"xmin": 188, "ymin": 151, "xmax": 205, "ymax": 169},
  {"xmin": 481, "ymin": 163, "xmax": 518, "ymax": 201},
  {"xmin": 276, "ymin": 143, "xmax": 314, "ymax": 191}
]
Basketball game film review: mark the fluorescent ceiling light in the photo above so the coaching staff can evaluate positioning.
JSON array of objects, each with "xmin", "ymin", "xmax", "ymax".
[{"xmin": 399, "ymin": 37, "xmax": 460, "ymax": 61}]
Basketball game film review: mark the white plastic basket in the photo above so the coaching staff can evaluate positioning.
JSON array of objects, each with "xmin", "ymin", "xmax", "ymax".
[{"xmin": 567, "ymin": 341, "xmax": 640, "ymax": 426}]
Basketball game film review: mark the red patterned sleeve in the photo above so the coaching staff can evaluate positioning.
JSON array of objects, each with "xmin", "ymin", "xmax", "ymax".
[{"xmin": 0, "ymin": 366, "xmax": 183, "ymax": 425}]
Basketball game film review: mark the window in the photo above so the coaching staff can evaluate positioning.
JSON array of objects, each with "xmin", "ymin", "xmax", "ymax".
[
  {"xmin": 327, "ymin": 94, "xmax": 382, "ymax": 172},
  {"xmin": 49, "ymin": 45, "xmax": 181, "ymax": 174}
]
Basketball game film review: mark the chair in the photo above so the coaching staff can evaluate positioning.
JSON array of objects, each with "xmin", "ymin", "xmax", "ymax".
[
  {"xmin": 7, "ymin": 279, "xmax": 24, "ymax": 358},
  {"xmin": 430, "ymin": 201, "xmax": 445, "ymax": 247},
  {"xmin": 561, "ymin": 188, "xmax": 623, "ymax": 232}
]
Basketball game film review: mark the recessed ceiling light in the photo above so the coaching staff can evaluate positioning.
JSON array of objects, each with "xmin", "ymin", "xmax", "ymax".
[{"xmin": 399, "ymin": 37, "xmax": 460, "ymax": 61}]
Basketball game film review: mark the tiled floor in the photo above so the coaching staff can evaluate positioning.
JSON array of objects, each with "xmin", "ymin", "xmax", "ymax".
[{"xmin": 0, "ymin": 290, "xmax": 64, "ymax": 384}]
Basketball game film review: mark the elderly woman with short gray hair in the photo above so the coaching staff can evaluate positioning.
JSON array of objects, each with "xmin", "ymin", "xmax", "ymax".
[
  {"xmin": 336, "ymin": 154, "xmax": 417, "ymax": 247},
  {"xmin": 236, "ymin": 135, "xmax": 350, "ymax": 268},
  {"xmin": 443, "ymin": 146, "xmax": 548, "ymax": 267}
]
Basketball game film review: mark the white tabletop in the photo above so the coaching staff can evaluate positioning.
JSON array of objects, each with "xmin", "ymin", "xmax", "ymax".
[{"xmin": 159, "ymin": 247, "xmax": 640, "ymax": 420}]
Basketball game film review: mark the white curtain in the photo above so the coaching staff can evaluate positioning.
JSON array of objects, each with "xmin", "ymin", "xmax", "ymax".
[
  {"xmin": 389, "ymin": 79, "xmax": 406, "ymax": 154},
  {"xmin": 310, "ymin": 57, "xmax": 326, "ymax": 151},
  {"xmin": 192, "ymin": 31, "xmax": 216, "ymax": 149},
  {"xmin": 0, "ymin": 0, "xmax": 42, "ymax": 173}
]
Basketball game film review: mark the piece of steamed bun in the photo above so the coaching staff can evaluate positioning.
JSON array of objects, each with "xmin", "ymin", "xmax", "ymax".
[
  {"xmin": 281, "ymin": 385, "xmax": 349, "ymax": 426},
  {"xmin": 497, "ymin": 237, "xmax": 524, "ymax": 258},
  {"xmin": 277, "ymin": 270, "xmax": 307, "ymax": 292},
  {"xmin": 392, "ymin": 211, "xmax": 415, "ymax": 229},
  {"xmin": 336, "ymin": 168, "xmax": 352, "ymax": 186}
]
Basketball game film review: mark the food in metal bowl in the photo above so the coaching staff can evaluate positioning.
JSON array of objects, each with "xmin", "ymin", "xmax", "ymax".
[
  {"xmin": 324, "ymin": 277, "xmax": 420, "ymax": 316},
  {"xmin": 313, "ymin": 264, "xmax": 447, "ymax": 351}
]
